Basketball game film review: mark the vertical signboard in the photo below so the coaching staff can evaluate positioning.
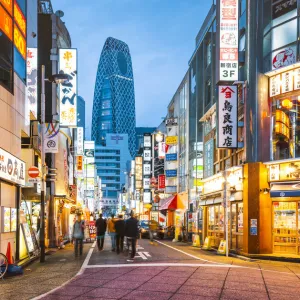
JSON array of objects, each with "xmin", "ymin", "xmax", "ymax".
[
  {"xmin": 58, "ymin": 49, "xmax": 77, "ymax": 127},
  {"xmin": 143, "ymin": 134, "xmax": 152, "ymax": 204},
  {"xmin": 77, "ymin": 127, "xmax": 84, "ymax": 155},
  {"xmin": 158, "ymin": 174, "xmax": 166, "ymax": 189},
  {"xmin": 217, "ymin": 86, "xmax": 238, "ymax": 148},
  {"xmin": 204, "ymin": 139, "xmax": 214, "ymax": 178},
  {"xmin": 219, "ymin": 0, "xmax": 239, "ymax": 81},
  {"xmin": 26, "ymin": 48, "xmax": 38, "ymax": 119},
  {"xmin": 44, "ymin": 123, "xmax": 59, "ymax": 153}
]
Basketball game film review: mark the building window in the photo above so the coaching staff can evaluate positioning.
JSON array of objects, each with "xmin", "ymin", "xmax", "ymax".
[
  {"xmin": 271, "ymin": 95, "xmax": 300, "ymax": 160},
  {"xmin": 0, "ymin": 34, "xmax": 13, "ymax": 92},
  {"xmin": 239, "ymin": 33, "xmax": 246, "ymax": 51},
  {"xmin": 102, "ymin": 100, "xmax": 111, "ymax": 109},
  {"xmin": 101, "ymin": 121, "xmax": 111, "ymax": 130},
  {"xmin": 101, "ymin": 109, "xmax": 111, "ymax": 116},
  {"xmin": 205, "ymin": 79, "xmax": 211, "ymax": 107},
  {"xmin": 206, "ymin": 41, "xmax": 211, "ymax": 67},
  {"xmin": 14, "ymin": 47, "xmax": 26, "ymax": 82}
]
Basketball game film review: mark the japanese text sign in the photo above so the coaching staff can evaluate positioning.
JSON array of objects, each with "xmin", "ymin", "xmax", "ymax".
[
  {"xmin": 59, "ymin": 49, "xmax": 77, "ymax": 127},
  {"xmin": 219, "ymin": 0, "xmax": 239, "ymax": 81},
  {"xmin": 166, "ymin": 136, "xmax": 178, "ymax": 145},
  {"xmin": 158, "ymin": 174, "xmax": 166, "ymax": 189},
  {"xmin": 14, "ymin": 25, "xmax": 26, "ymax": 59},
  {"xmin": 14, "ymin": 1, "xmax": 26, "ymax": 36},
  {"xmin": 77, "ymin": 127, "xmax": 84, "ymax": 155},
  {"xmin": 0, "ymin": 0, "xmax": 12, "ymax": 15},
  {"xmin": 217, "ymin": 86, "xmax": 238, "ymax": 148},
  {"xmin": 143, "ymin": 135, "xmax": 151, "ymax": 147},
  {"xmin": 0, "ymin": 5, "xmax": 12, "ymax": 40}
]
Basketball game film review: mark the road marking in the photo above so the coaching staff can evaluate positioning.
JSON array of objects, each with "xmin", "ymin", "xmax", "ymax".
[
  {"xmin": 144, "ymin": 252, "xmax": 151, "ymax": 257},
  {"xmin": 135, "ymin": 251, "xmax": 152, "ymax": 260},
  {"xmin": 136, "ymin": 245, "xmax": 144, "ymax": 250},
  {"xmin": 79, "ymin": 241, "xmax": 96, "ymax": 274},
  {"xmin": 155, "ymin": 240, "xmax": 223, "ymax": 264}
]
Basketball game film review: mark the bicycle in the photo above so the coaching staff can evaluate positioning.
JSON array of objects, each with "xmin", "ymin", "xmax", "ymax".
[{"xmin": 0, "ymin": 252, "xmax": 8, "ymax": 279}]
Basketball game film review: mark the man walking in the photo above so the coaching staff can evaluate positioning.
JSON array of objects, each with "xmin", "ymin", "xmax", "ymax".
[
  {"xmin": 125, "ymin": 211, "xmax": 139, "ymax": 262},
  {"xmin": 107, "ymin": 214, "xmax": 117, "ymax": 251},
  {"xmin": 96, "ymin": 214, "xmax": 107, "ymax": 251},
  {"xmin": 72, "ymin": 214, "xmax": 85, "ymax": 257},
  {"xmin": 115, "ymin": 214, "xmax": 125, "ymax": 254}
]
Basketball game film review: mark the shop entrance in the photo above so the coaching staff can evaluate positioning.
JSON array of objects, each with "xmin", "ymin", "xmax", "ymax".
[
  {"xmin": 207, "ymin": 204, "xmax": 224, "ymax": 248},
  {"xmin": 273, "ymin": 201, "xmax": 300, "ymax": 255},
  {"xmin": 230, "ymin": 202, "xmax": 243, "ymax": 251}
]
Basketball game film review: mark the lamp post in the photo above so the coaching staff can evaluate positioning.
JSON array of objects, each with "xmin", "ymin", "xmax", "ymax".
[{"xmin": 40, "ymin": 66, "xmax": 69, "ymax": 263}]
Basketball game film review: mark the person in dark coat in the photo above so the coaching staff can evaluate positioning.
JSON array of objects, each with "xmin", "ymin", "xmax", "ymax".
[
  {"xmin": 96, "ymin": 214, "xmax": 107, "ymax": 251},
  {"xmin": 115, "ymin": 214, "xmax": 126, "ymax": 254},
  {"xmin": 124, "ymin": 211, "xmax": 139, "ymax": 261}
]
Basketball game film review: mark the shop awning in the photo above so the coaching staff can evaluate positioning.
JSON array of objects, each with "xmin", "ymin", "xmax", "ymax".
[
  {"xmin": 159, "ymin": 195, "xmax": 177, "ymax": 210},
  {"xmin": 270, "ymin": 182, "xmax": 300, "ymax": 198}
]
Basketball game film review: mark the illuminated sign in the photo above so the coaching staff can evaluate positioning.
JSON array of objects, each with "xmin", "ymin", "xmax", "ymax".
[
  {"xmin": 158, "ymin": 174, "xmax": 166, "ymax": 189},
  {"xmin": 14, "ymin": 2, "xmax": 26, "ymax": 36},
  {"xmin": 166, "ymin": 136, "xmax": 178, "ymax": 145},
  {"xmin": 219, "ymin": 0, "xmax": 239, "ymax": 81},
  {"xmin": 0, "ymin": 0, "xmax": 13, "ymax": 15},
  {"xmin": 143, "ymin": 135, "xmax": 151, "ymax": 147},
  {"xmin": 282, "ymin": 71, "xmax": 293, "ymax": 93},
  {"xmin": 143, "ymin": 192, "xmax": 151, "ymax": 204},
  {"xmin": 269, "ymin": 74, "xmax": 281, "ymax": 97},
  {"xmin": 2, "ymin": 207, "xmax": 10, "ymax": 232},
  {"xmin": 14, "ymin": 25, "xmax": 26, "ymax": 59},
  {"xmin": 143, "ymin": 149, "xmax": 151, "ymax": 161},
  {"xmin": 77, "ymin": 127, "xmax": 84, "ymax": 155},
  {"xmin": 217, "ymin": 86, "xmax": 238, "ymax": 148},
  {"xmin": 0, "ymin": 5, "xmax": 12, "ymax": 40},
  {"xmin": 0, "ymin": 148, "xmax": 25, "ymax": 185},
  {"xmin": 58, "ymin": 49, "xmax": 77, "ymax": 127},
  {"xmin": 77, "ymin": 155, "xmax": 83, "ymax": 171},
  {"xmin": 143, "ymin": 163, "xmax": 151, "ymax": 176}
]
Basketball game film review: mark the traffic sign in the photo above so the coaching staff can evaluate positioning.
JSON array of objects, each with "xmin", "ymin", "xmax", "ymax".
[{"xmin": 28, "ymin": 166, "xmax": 40, "ymax": 178}]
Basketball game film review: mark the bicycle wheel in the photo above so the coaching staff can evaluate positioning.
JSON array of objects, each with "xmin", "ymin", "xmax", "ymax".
[{"xmin": 0, "ymin": 253, "xmax": 8, "ymax": 279}]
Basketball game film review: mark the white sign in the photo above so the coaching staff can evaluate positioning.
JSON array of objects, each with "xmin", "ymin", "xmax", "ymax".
[
  {"xmin": 269, "ymin": 74, "xmax": 281, "ymax": 97},
  {"xmin": 0, "ymin": 148, "xmax": 25, "ymax": 186},
  {"xmin": 217, "ymin": 86, "xmax": 238, "ymax": 148},
  {"xmin": 44, "ymin": 123, "xmax": 59, "ymax": 153},
  {"xmin": 143, "ymin": 163, "xmax": 151, "ymax": 176},
  {"xmin": 272, "ymin": 46, "xmax": 296, "ymax": 70},
  {"xmin": 282, "ymin": 71, "xmax": 293, "ymax": 94},
  {"xmin": 68, "ymin": 155, "xmax": 74, "ymax": 186},
  {"xmin": 143, "ymin": 178, "xmax": 150, "ymax": 189},
  {"xmin": 77, "ymin": 127, "xmax": 84, "ymax": 155},
  {"xmin": 58, "ymin": 49, "xmax": 77, "ymax": 127},
  {"xmin": 143, "ymin": 191, "xmax": 151, "ymax": 204},
  {"xmin": 158, "ymin": 142, "xmax": 166, "ymax": 158},
  {"xmin": 219, "ymin": 0, "xmax": 239, "ymax": 81},
  {"xmin": 294, "ymin": 68, "xmax": 300, "ymax": 90},
  {"xmin": 26, "ymin": 48, "xmax": 38, "ymax": 119},
  {"xmin": 143, "ymin": 149, "xmax": 151, "ymax": 161},
  {"xmin": 144, "ymin": 135, "xmax": 151, "ymax": 147}
]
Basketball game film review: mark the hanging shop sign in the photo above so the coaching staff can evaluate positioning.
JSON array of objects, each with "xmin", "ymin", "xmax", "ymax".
[
  {"xmin": 77, "ymin": 155, "xmax": 83, "ymax": 172},
  {"xmin": 158, "ymin": 142, "xmax": 166, "ymax": 158},
  {"xmin": 0, "ymin": 148, "xmax": 25, "ymax": 185},
  {"xmin": 143, "ymin": 134, "xmax": 151, "ymax": 147},
  {"xmin": 166, "ymin": 136, "xmax": 178, "ymax": 145},
  {"xmin": 158, "ymin": 174, "xmax": 166, "ymax": 189},
  {"xmin": 269, "ymin": 74, "xmax": 281, "ymax": 97},
  {"xmin": 281, "ymin": 70, "xmax": 294, "ymax": 93},
  {"xmin": 143, "ymin": 149, "xmax": 151, "ymax": 161},
  {"xmin": 26, "ymin": 48, "xmax": 38, "ymax": 119},
  {"xmin": 166, "ymin": 169, "xmax": 177, "ymax": 178},
  {"xmin": 165, "ymin": 117, "xmax": 178, "ymax": 126},
  {"xmin": 77, "ymin": 127, "xmax": 84, "ymax": 155},
  {"xmin": 166, "ymin": 153, "xmax": 177, "ymax": 161},
  {"xmin": 143, "ymin": 177, "xmax": 150, "ymax": 189},
  {"xmin": 204, "ymin": 139, "xmax": 214, "ymax": 178},
  {"xmin": 217, "ymin": 86, "xmax": 238, "ymax": 148},
  {"xmin": 143, "ymin": 191, "xmax": 151, "ymax": 204},
  {"xmin": 0, "ymin": 4, "xmax": 12, "ymax": 40},
  {"xmin": 44, "ymin": 122, "xmax": 59, "ymax": 153},
  {"xmin": 143, "ymin": 163, "xmax": 151, "ymax": 176},
  {"xmin": 219, "ymin": 0, "xmax": 239, "ymax": 81},
  {"xmin": 58, "ymin": 48, "xmax": 77, "ymax": 127}
]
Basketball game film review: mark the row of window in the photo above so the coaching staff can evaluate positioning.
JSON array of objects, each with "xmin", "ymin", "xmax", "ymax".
[{"xmin": 96, "ymin": 156, "xmax": 120, "ymax": 161}]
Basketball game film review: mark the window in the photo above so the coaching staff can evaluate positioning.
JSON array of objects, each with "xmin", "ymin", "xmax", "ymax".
[
  {"xmin": 101, "ymin": 109, "xmax": 111, "ymax": 116},
  {"xmin": 205, "ymin": 79, "xmax": 211, "ymax": 107},
  {"xmin": 206, "ymin": 42, "xmax": 211, "ymax": 67},
  {"xmin": 239, "ymin": 34, "xmax": 246, "ymax": 51},
  {"xmin": 239, "ymin": 0, "xmax": 246, "ymax": 16},
  {"xmin": 14, "ymin": 47, "xmax": 26, "ymax": 82},
  {"xmin": 101, "ymin": 121, "xmax": 111, "ymax": 130},
  {"xmin": 102, "ymin": 88, "xmax": 111, "ymax": 99},
  {"xmin": 102, "ymin": 100, "xmax": 111, "ymax": 109},
  {"xmin": 0, "ymin": 33, "xmax": 13, "ymax": 92}
]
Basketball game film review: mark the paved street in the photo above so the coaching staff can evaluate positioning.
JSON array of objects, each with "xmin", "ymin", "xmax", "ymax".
[{"xmin": 21, "ymin": 237, "xmax": 300, "ymax": 300}]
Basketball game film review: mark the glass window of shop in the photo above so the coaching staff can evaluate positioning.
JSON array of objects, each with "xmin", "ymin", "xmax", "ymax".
[
  {"xmin": 271, "ymin": 94, "xmax": 300, "ymax": 160},
  {"xmin": 230, "ymin": 202, "xmax": 243, "ymax": 251},
  {"xmin": 273, "ymin": 201, "xmax": 300, "ymax": 255},
  {"xmin": 207, "ymin": 204, "xmax": 224, "ymax": 247}
]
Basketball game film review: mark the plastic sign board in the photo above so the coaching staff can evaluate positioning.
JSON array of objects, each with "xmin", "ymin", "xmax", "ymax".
[
  {"xmin": 77, "ymin": 127, "xmax": 84, "ymax": 155},
  {"xmin": 217, "ymin": 86, "xmax": 238, "ymax": 148},
  {"xmin": 143, "ymin": 134, "xmax": 151, "ymax": 147},
  {"xmin": 28, "ymin": 166, "xmax": 39, "ymax": 178},
  {"xmin": 158, "ymin": 174, "xmax": 166, "ymax": 189},
  {"xmin": 281, "ymin": 70, "xmax": 294, "ymax": 94},
  {"xmin": 14, "ymin": 25, "xmax": 26, "ymax": 59},
  {"xmin": 166, "ymin": 136, "xmax": 178, "ymax": 145},
  {"xmin": 0, "ymin": 5, "xmax": 12, "ymax": 40},
  {"xmin": 0, "ymin": 148, "xmax": 25, "ymax": 186},
  {"xmin": 143, "ymin": 191, "xmax": 151, "ymax": 204},
  {"xmin": 219, "ymin": 0, "xmax": 239, "ymax": 81},
  {"xmin": 269, "ymin": 74, "xmax": 281, "ymax": 97},
  {"xmin": 0, "ymin": 0, "xmax": 13, "ymax": 15},
  {"xmin": 217, "ymin": 239, "xmax": 226, "ymax": 255},
  {"xmin": 59, "ymin": 49, "xmax": 77, "ymax": 127},
  {"xmin": 165, "ymin": 169, "xmax": 177, "ymax": 178},
  {"xmin": 202, "ymin": 236, "xmax": 212, "ymax": 250},
  {"xmin": 166, "ymin": 153, "xmax": 177, "ymax": 161},
  {"xmin": 14, "ymin": 2, "xmax": 26, "ymax": 36}
]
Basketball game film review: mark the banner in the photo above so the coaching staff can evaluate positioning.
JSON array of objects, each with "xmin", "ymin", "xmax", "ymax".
[
  {"xmin": 44, "ymin": 123, "xmax": 59, "ymax": 153},
  {"xmin": 58, "ymin": 49, "xmax": 77, "ymax": 127},
  {"xmin": 77, "ymin": 127, "xmax": 84, "ymax": 155}
]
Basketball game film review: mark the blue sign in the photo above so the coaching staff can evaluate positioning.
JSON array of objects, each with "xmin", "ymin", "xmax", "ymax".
[
  {"xmin": 166, "ymin": 170, "xmax": 177, "ymax": 177},
  {"xmin": 166, "ymin": 153, "xmax": 177, "ymax": 161},
  {"xmin": 250, "ymin": 227, "xmax": 257, "ymax": 235}
]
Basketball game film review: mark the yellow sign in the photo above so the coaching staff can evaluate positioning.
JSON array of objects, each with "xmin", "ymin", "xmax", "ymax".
[
  {"xmin": 14, "ymin": 25, "xmax": 26, "ymax": 59},
  {"xmin": 0, "ymin": 0, "xmax": 13, "ymax": 16},
  {"xmin": 202, "ymin": 236, "xmax": 211, "ymax": 250},
  {"xmin": 166, "ymin": 136, "xmax": 178, "ymax": 145},
  {"xmin": 14, "ymin": 2, "xmax": 26, "ymax": 36},
  {"xmin": 192, "ymin": 234, "xmax": 200, "ymax": 247},
  {"xmin": 0, "ymin": 4, "xmax": 12, "ymax": 40},
  {"xmin": 77, "ymin": 156, "xmax": 83, "ymax": 171},
  {"xmin": 217, "ymin": 239, "xmax": 226, "ymax": 255}
]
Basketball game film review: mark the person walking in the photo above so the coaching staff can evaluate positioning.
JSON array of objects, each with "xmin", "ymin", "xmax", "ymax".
[
  {"xmin": 107, "ymin": 214, "xmax": 117, "ymax": 251},
  {"xmin": 96, "ymin": 214, "xmax": 107, "ymax": 251},
  {"xmin": 72, "ymin": 214, "xmax": 85, "ymax": 257},
  {"xmin": 125, "ymin": 211, "xmax": 139, "ymax": 262},
  {"xmin": 115, "ymin": 214, "xmax": 125, "ymax": 254}
]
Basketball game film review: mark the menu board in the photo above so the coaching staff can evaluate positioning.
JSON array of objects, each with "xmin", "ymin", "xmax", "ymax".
[
  {"xmin": 2, "ymin": 207, "xmax": 11, "ymax": 232},
  {"xmin": 21, "ymin": 223, "xmax": 35, "ymax": 252},
  {"xmin": 10, "ymin": 208, "xmax": 17, "ymax": 232}
]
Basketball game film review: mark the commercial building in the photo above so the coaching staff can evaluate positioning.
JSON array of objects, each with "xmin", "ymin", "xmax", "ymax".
[
  {"xmin": 91, "ymin": 37, "xmax": 136, "ymax": 158},
  {"xmin": 77, "ymin": 96, "xmax": 86, "ymax": 136}
]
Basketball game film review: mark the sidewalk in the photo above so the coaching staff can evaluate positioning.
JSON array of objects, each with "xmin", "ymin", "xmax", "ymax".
[{"xmin": 0, "ymin": 242, "xmax": 91, "ymax": 300}]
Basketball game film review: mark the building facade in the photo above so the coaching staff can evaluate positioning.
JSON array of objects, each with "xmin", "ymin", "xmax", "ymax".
[
  {"xmin": 77, "ymin": 96, "xmax": 86, "ymax": 136},
  {"xmin": 135, "ymin": 127, "xmax": 156, "ymax": 155},
  {"xmin": 91, "ymin": 37, "xmax": 136, "ymax": 158}
]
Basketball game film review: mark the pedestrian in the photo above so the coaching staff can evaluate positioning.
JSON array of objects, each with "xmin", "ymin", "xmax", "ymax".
[
  {"xmin": 115, "ymin": 214, "xmax": 125, "ymax": 254},
  {"xmin": 107, "ymin": 214, "xmax": 116, "ymax": 251},
  {"xmin": 125, "ymin": 211, "xmax": 139, "ymax": 262},
  {"xmin": 96, "ymin": 213, "xmax": 107, "ymax": 251},
  {"xmin": 72, "ymin": 214, "xmax": 85, "ymax": 257}
]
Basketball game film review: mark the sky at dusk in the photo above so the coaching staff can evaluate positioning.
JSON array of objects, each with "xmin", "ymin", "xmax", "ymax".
[{"xmin": 51, "ymin": 0, "xmax": 213, "ymax": 138}]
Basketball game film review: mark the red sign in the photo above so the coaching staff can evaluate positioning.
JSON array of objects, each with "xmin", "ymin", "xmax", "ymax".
[
  {"xmin": 89, "ymin": 221, "xmax": 96, "ymax": 239},
  {"xmin": 28, "ymin": 166, "xmax": 39, "ymax": 178},
  {"xmin": 158, "ymin": 175, "xmax": 166, "ymax": 189}
]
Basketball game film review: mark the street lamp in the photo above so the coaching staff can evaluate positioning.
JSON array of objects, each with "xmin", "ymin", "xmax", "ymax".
[{"xmin": 40, "ymin": 65, "xmax": 69, "ymax": 263}]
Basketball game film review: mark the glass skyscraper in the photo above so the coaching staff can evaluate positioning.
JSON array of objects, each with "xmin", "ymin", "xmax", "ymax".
[{"xmin": 92, "ymin": 37, "xmax": 136, "ymax": 158}]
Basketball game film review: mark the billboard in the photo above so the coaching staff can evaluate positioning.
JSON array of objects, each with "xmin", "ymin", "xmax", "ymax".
[
  {"xmin": 58, "ymin": 49, "xmax": 77, "ymax": 127},
  {"xmin": 219, "ymin": 0, "xmax": 239, "ymax": 81},
  {"xmin": 217, "ymin": 86, "xmax": 238, "ymax": 148}
]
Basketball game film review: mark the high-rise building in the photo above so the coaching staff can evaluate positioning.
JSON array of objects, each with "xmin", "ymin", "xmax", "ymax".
[
  {"xmin": 77, "ymin": 95, "xmax": 85, "ymax": 135},
  {"xmin": 91, "ymin": 37, "xmax": 136, "ymax": 158},
  {"xmin": 135, "ymin": 127, "xmax": 156, "ymax": 154}
]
